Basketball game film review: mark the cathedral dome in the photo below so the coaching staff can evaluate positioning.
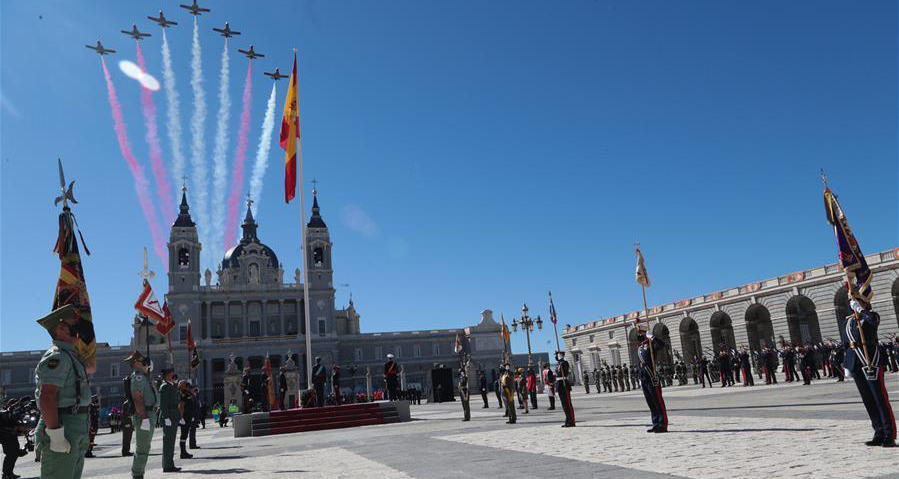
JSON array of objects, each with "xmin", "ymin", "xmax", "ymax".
[{"xmin": 221, "ymin": 200, "xmax": 279, "ymax": 270}]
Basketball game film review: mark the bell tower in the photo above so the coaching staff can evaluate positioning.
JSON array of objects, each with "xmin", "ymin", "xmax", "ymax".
[
  {"xmin": 168, "ymin": 185, "xmax": 202, "ymax": 294},
  {"xmin": 305, "ymin": 188, "xmax": 336, "ymax": 337}
]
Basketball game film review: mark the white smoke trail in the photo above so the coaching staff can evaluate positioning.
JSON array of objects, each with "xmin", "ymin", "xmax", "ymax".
[
  {"xmin": 161, "ymin": 30, "xmax": 186, "ymax": 207},
  {"xmin": 189, "ymin": 16, "xmax": 210, "ymax": 267},
  {"xmin": 249, "ymin": 83, "xmax": 278, "ymax": 218},
  {"xmin": 209, "ymin": 40, "xmax": 231, "ymax": 267}
]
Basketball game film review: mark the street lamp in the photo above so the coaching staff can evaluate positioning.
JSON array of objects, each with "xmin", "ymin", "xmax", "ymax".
[{"xmin": 511, "ymin": 303, "xmax": 542, "ymax": 367}]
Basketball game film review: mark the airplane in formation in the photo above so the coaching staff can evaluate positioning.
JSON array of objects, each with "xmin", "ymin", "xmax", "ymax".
[
  {"xmin": 213, "ymin": 22, "xmax": 241, "ymax": 38},
  {"xmin": 121, "ymin": 24, "xmax": 152, "ymax": 41},
  {"xmin": 180, "ymin": 0, "xmax": 210, "ymax": 16},
  {"xmin": 148, "ymin": 10, "xmax": 178, "ymax": 28},
  {"xmin": 238, "ymin": 45, "xmax": 264, "ymax": 59},
  {"xmin": 264, "ymin": 68, "xmax": 287, "ymax": 80},
  {"xmin": 85, "ymin": 40, "xmax": 116, "ymax": 55}
]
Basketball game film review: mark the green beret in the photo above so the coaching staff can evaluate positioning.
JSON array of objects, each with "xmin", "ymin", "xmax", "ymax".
[{"xmin": 36, "ymin": 304, "xmax": 76, "ymax": 331}]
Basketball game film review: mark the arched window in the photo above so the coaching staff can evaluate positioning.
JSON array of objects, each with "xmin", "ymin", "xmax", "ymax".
[
  {"xmin": 679, "ymin": 317, "xmax": 702, "ymax": 362},
  {"xmin": 313, "ymin": 247, "xmax": 324, "ymax": 267},
  {"xmin": 745, "ymin": 304, "xmax": 774, "ymax": 351},
  {"xmin": 652, "ymin": 322, "xmax": 673, "ymax": 366},
  {"xmin": 709, "ymin": 312, "xmax": 736, "ymax": 351},
  {"xmin": 178, "ymin": 248, "xmax": 190, "ymax": 268},
  {"xmin": 785, "ymin": 295, "xmax": 822, "ymax": 346}
]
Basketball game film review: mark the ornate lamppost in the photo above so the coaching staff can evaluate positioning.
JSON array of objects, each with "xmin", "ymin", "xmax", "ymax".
[{"xmin": 511, "ymin": 303, "xmax": 542, "ymax": 368}]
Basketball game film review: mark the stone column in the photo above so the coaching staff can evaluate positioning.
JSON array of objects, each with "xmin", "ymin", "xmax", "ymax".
[
  {"xmin": 399, "ymin": 365, "xmax": 406, "ymax": 391},
  {"xmin": 365, "ymin": 367, "xmax": 372, "ymax": 401},
  {"xmin": 241, "ymin": 300, "xmax": 248, "ymax": 337},
  {"xmin": 278, "ymin": 300, "xmax": 285, "ymax": 336},
  {"xmin": 223, "ymin": 355, "xmax": 242, "ymax": 412}
]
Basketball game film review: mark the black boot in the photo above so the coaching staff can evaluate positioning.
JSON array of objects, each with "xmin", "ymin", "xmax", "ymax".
[{"xmin": 180, "ymin": 442, "xmax": 193, "ymax": 459}]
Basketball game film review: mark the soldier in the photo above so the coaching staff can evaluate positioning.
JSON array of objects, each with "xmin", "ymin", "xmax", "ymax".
[
  {"xmin": 33, "ymin": 304, "xmax": 91, "ymax": 479},
  {"xmin": 500, "ymin": 366, "xmax": 516, "ymax": 424},
  {"xmin": 637, "ymin": 328, "xmax": 668, "ymax": 433},
  {"xmin": 602, "ymin": 365, "xmax": 612, "ymax": 392},
  {"xmin": 331, "ymin": 365, "xmax": 341, "ymax": 406},
  {"xmin": 631, "ymin": 363, "xmax": 639, "ymax": 390},
  {"xmin": 717, "ymin": 349, "xmax": 731, "ymax": 387},
  {"xmin": 582, "ymin": 370, "xmax": 591, "ymax": 394},
  {"xmin": 619, "ymin": 364, "xmax": 628, "ymax": 391},
  {"xmin": 555, "ymin": 352, "xmax": 575, "ymax": 427},
  {"xmin": 383, "ymin": 354, "xmax": 399, "ymax": 402},
  {"xmin": 740, "ymin": 348, "xmax": 754, "ymax": 387},
  {"xmin": 841, "ymin": 298, "xmax": 896, "ymax": 447},
  {"xmin": 459, "ymin": 371, "xmax": 470, "ymax": 422},
  {"xmin": 492, "ymin": 371, "xmax": 503, "ymax": 409},
  {"xmin": 125, "ymin": 350, "xmax": 158, "ymax": 479},
  {"xmin": 541, "ymin": 363, "xmax": 556, "ymax": 410},
  {"xmin": 177, "ymin": 380, "xmax": 194, "ymax": 459},
  {"xmin": 84, "ymin": 395, "xmax": 99, "ymax": 458},
  {"xmin": 592, "ymin": 368, "xmax": 601, "ymax": 395},
  {"xmin": 311, "ymin": 357, "xmax": 327, "ymax": 407},
  {"xmin": 157, "ymin": 367, "xmax": 181, "ymax": 472},
  {"xmin": 516, "ymin": 368, "xmax": 529, "ymax": 414},
  {"xmin": 240, "ymin": 366, "xmax": 252, "ymax": 413},
  {"xmin": 478, "ymin": 371, "xmax": 489, "ymax": 409},
  {"xmin": 277, "ymin": 366, "xmax": 288, "ymax": 411},
  {"xmin": 121, "ymin": 373, "xmax": 134, "ymax": 456},
  {"xmin": 830, "ymin": 341, "xmax": 845, "ymax": 381},
  {"xmin": 610, "ymin": 365, "xmax": 619, "ymax": 392}
]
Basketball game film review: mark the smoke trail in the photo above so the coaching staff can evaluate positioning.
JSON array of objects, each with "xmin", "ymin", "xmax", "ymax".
[
  {"xmin": 101, "ymin": 58, "xmax": 168, "ymax": 263},
  {"xmin": 161, "ymin": 30, "xmax": 186, "ymax": 206},
  {"xmin": 224, "ymin": 63, "xmax": 253, "ymax": 248},
  {"xmin": 136, "ymin": 43, "xmax": 176, "ymax": 224},
  {"xmin": 209, "ymin": 40, "xmax": 231, "ymax": 266},
  {"xmin": 189, "ymin": 16, "xmax": 210, "ymax": 265},
  {"xmin": 249, "ymin": 83, "xmax": 278, "ymax": 218}
]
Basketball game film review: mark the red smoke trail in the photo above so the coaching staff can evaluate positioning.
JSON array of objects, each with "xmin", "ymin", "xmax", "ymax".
[
  {"xmin": 101, "ymin": 58, "xmax": 168, "ymax": 263},
  {"xmin": 136, "ymin": 43, "xmax": 176, "ymax": 224},
  {"xmin": 224, "ymin": 62, "xmax": 253, "ymax": 248}
]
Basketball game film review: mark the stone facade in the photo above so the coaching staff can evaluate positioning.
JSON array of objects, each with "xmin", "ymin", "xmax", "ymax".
[
  {"xmin": 0, "ymin": 190, "xmax": 518, "ymax": 407},
  {"xmin": 561, "ymin": 250, "xmax": 899, "ymax": 383}
]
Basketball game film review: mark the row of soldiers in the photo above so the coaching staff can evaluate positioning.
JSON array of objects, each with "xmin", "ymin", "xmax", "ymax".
[{"xmin": 582, "ymin": 364, "xmax": 638, "ymax": 393}]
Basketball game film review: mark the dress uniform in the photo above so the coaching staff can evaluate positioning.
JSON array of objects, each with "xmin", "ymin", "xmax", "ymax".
[
  {"xmin": 459, "ymin": 372, "xmax": 471, "ymax": 421},
  {"xmin": 638, "ymin": 330, "xmax": 668, "ymax": 433},
  {"xmin": 739, "ymin": 350, "xmax": 754, "ymax": 386},
  {"xmin": 554, "ymin": 352, "xmax": 575, "ymax": 427},
  {"xmin": 85, "ymin": 395, "xmax": 99, "ymax": 457},
  {"xmin": 157, "ymin": 368, "xmax": 181, "ymax": 472},
  {"xmin": 124, "ymin": 351, "xmax": 158, "ymax": 479},
  {"xmin": 841, "ymin": 303, "xmax": 897, "ymax": 447},
  {"xmin": 121, "ymin": 374, "xmax": 135, "ymax": 456},
  {"xmin": 582, "ymin": 370, "xmax": 591, "ymax": 394},
  {"xmin": 618, "ymin": 365, "xmax": 628, "ymax": 391},
  {"xmin": 479, "ymin": 371, "xmax": 489, "ymax": 408},
  {"xmin": 592, "ymin": 369, "xmax": 601, "ymax": 395},
  {"xmin": 500, "ymin": 366, "xmax": 516, "ymax": 424},
  {"xmin": 240, "ymin": 367, "xmax": 252, "ymax": 413},
  {"xmin": 33, "ymin": 305, "xmax": 91, "ymax": 479},
  {"xmin": 278, "ymin": 367, "xmax": 288, "ymax": 410},
  {"xmin": 383, "ymin": 355, "xmax": 399, "ymax": 402},
  {"xmin": 541, "ymin": 364, "xmax": 556, "ymax": 410}
]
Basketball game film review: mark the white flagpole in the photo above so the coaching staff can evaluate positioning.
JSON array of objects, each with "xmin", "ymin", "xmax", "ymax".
[{"xmin": 295, "ymin": 48, "xmax": 314, "ymax": 391}]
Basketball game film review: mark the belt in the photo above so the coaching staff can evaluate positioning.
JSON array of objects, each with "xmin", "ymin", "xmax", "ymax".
[{"xmin": 58, "ymin": 406, "xmax": 89, "ymax": 415}]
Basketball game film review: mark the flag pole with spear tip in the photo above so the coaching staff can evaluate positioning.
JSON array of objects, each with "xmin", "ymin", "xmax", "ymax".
[
  {"xmin": 549, "ymin": 291, "xmax": 561, "ymax": 354},
  {"xmin": 635, "ymin": 242, "xmax": 659, "ymax": 384}
]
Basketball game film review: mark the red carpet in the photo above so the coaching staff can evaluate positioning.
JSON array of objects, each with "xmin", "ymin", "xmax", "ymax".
[{"xmin": 248, "ymin": 402, "xmax": 403, "ymax": 436}]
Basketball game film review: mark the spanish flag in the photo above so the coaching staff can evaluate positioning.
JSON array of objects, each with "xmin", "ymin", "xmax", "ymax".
[
  {"xmin": 281, "ymin": 52, "xmax": 300, "ymax": 203},
  {"xmin": 500, "ymin": 313, "xmax": 510, "ymax": 343}
]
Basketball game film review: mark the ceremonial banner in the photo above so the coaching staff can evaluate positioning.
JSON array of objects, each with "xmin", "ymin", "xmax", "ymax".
[
  {"xmin": 187, "ymin": 319, "xmax": 200, "ymax": 369},
  {"xmin": 52, "ymin": 206, "xmax": 97, "ymax": 369},
  {"xmin": 635, "ymin": 247, "xmax": 651, "ymax": 287},
  {"xmin": 155, "ymin": 301, "xmax": 175, "ymax": 336},
  {"xmin": 281, "ymin": 52, "xmax": 300, "ymax": 203},
  {"xmin": 135, "ymin": 279, "xmax": 165, "ymax": 323},
  {"xmin": 454, "ymin": 334, "xmax": 463, "ymax": 355},
  {"xmin": 501, "ymin": 314, "xmax": 510, "ymax": 343},
  {"xmin": 549, "ymin": 291, "xmax": 558, "ymax": 325},
  {"xmin": 824, "ymin": 185, "xmax": 873, "ymax": 304}
]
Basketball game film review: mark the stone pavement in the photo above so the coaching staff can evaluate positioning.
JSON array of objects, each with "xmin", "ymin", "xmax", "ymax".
[{"xmin": 11, "ymin": 375, "xmax": 899, "ymax": 478}]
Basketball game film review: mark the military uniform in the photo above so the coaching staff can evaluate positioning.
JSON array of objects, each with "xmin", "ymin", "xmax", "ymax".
[
  {"xmin": 555, "ymin": 354, "xmax": 575, "ymax": 427},
  {"xmin": 639, "ymin": 334, "xmax": 668, "ymax": 433},
  {"xmin": 127, "ymin": 356, "xmax": 158, "ymax": 478},
  {"xmin": 34, "ymin": 336, "xmax": 91, "ymax": 479},
  {"xmin": 582, "ymin": 371, "xmax": 590, "ymax": 394},
  {"xmin": 121, "ymin": 375, "xmax": 135, "ymax": 456},
  {"xmin": 500, "ymin": 368, "xmax": 516, "ymax": 424},
  {"xmin": 542, "ymin": 366, "xmax": 556, "ymax": 410},
  {"xmin": 841, "ymin": 308, "xmax": 896, "ymax": 447},
  {"xmin": 158, "ymin": 373, "xmax": 181, "ymax": 471},
  {"xmin": 459, "ymin": 373, "xmax": 470, "ymax": 421},
  {"xmin": 592, "ymin": 369, "xmax": 601, "ymax": 395}
]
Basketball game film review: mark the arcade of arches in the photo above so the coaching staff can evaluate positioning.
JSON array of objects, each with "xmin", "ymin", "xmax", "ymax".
[{"xmin": 709, "ymin": 312, "xmax": 737, "ymax": 352}]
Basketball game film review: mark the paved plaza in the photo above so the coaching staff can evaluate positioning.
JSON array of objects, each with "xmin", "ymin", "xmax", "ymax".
[{"xmin": 13, "ymin": 377, "xmax": 899, "ymax": 479}]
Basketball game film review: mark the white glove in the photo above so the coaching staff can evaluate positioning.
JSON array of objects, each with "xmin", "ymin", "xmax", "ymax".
[
  {"xmin": 244, "ymin": 390, "xmax": 249, "ymax": 395},
  {"xmin": 164, "ymin": 418, "xmax": 172, "ymax": 427},
  {"xmin": 646, "ymin": 331, "xmax": 655, "ymax": 339},
  {"xmin": 179, "ymin": 419, "xmax": 186, "ymax": 425},
  {"xmin": 140, "ymin": 418, "xmax": 152, "ymax": 431},
  {"xmin": 850, "ymin": 299, "xmax": 865, "ymax": 314},
  {"xmin": 46, "ymin": 426, "xmax": 70, "ymax": 453}
]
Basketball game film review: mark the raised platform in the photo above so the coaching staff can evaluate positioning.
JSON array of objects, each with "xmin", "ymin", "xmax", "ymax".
[{"xmin": 233, "ymin": 400, "xmax": 411, "ymax": 437}]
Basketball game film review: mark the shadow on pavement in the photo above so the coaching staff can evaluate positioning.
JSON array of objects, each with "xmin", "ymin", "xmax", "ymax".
[{"xmin": 181, "ymin": 468, "xmax": 252, "ymax": 474}]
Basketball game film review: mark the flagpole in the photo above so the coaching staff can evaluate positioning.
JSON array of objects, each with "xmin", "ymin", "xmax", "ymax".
[
  {"xmin": 641, "ymin": 281, "xmax": 659, "ymax": 381},
  {"xmin": 549, "ymin": 292, "xmax": 560, "ymax": 353},
  {"xmin": 294, "ymin": 48, "xmax": 314, "ymax": 392}
]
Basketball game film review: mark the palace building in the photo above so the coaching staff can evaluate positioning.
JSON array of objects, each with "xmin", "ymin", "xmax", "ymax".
[{"xmin": 561, "ymin": 250, "xmax": 899, "ymax": 382}]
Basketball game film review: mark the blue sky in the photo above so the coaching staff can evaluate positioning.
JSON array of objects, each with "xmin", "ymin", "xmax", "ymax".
[{"xmin": 1, "ymin": 1, "xmax": 896, "ymax": 355}]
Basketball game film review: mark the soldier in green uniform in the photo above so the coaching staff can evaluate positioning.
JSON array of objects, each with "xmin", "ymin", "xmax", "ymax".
[
  {"xmin": 33, "ymin": 304, "xmax": 91, "ymax": 479},
  {"xmin": 158, "ymin": 367, "xmax": 182, "ymax": 472},
  {"xmin": 125, "ymin": 350, "xmax": 157, "ymax": 479}
]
